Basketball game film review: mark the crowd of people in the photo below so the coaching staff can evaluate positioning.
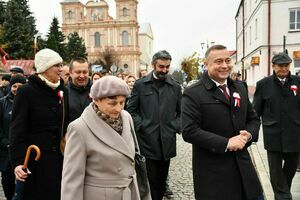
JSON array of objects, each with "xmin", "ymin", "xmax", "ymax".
[{"xmin": 0, "ymin": 46, "xmax": 299, "ymax": 200}]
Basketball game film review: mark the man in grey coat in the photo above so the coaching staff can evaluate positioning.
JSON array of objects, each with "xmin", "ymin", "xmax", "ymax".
[
  {"xmin": 253, "ymin": 52, "xmax": 300, "ymax": 200},
  {"xmin": 127, "ymin": 50, "xmax": 182, "ymax": 200}
]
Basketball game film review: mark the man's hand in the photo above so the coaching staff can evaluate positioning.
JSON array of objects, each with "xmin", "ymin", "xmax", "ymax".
[
  {"xmin": 227, "ymin": 135, "xmax": 247, "ymax": 151},
  {"xmin": 239, "ymin": 130, "xmax": 251, "ymax": 142}
]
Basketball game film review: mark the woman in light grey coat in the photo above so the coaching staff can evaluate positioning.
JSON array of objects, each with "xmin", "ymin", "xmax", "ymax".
[{"xmin": 61, "ymin": 76, "xmax": 151, "ymax": 200}]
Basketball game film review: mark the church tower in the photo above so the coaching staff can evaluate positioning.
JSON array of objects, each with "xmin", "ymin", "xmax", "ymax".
[{"xmin": 115, "ymin": 0, "xmax": 138, "ymax": 22}]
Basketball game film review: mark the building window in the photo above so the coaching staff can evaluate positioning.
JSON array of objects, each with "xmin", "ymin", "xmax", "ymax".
[
  {"xmin": 290, "ymin": 8, "xmax": 300, "ymax": 30},
  {"xmin": 245, "ymin": 31, "xmax": 247, "ymax": 48},
  {"xmin": 249, "ymin": 26, "xmax": 252, "ymax": 45},
  {"xmin": 122, "ymin": 7, "xmax": 129, "ymax": 16},
  {"xmin": 295, "ymin": 59, "xmax": 300, "ymax": 68},
  {"xmin": 122, "ymin": 31, "xmax": 129, "ymax": 46},
  {"xmin": 67, "ymin": 10, "xmax": 74, "ymax": 19},
  {"xmin": 255, "ymin": 19, "xmax": 258, "ymax": 39},
  {"xmin": 95, "ymin": 32, "xmax": 100, "ymax": 47},
  {"xmin": 244, "ymin": 2, "xmax": 247, "ymax": 20}
]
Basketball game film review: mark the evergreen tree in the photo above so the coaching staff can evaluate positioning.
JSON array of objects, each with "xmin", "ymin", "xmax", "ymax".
[
  {"xmin": 65, "ymin": 32, "xmax": 87, "ymax": 62},
  {"xmin": 46, "ymin": 16, "xmax": 66, "ymax": 59},
  {"xmin": 0, "ymin": 1, "xmax": 7, "ymax": 49},
  {"xmin": 37, "ymin": 36, "xmax": 47, "ymax": 50},
  {"xmin": 0, "ymin": 1, "xmax": 6, "ymax": 26},
  {"xmin": 2, "ymin": 0, "xmax": 37, "ymax": 59}
]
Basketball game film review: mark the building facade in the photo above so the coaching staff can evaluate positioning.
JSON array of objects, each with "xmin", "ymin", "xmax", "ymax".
[
  {"xmin": 138, "ymin": 23, "xmax": 153, "ymax": 73},
  {"xmin": 61, "ymin": 0, "xmax": 153, "ymax": 76},
  {"xmin": 235, "ymin": 0, "xmax": 300, "ymax": 87}
]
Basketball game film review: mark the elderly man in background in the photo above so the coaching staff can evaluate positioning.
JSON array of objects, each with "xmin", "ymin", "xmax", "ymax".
[
  {"xmin": 253, "ymin": 52, "xmax": 300, "ymax": 200},
  {"xmin": 61, "ymin": 64, "xmax": 70, "ymax": 86}
]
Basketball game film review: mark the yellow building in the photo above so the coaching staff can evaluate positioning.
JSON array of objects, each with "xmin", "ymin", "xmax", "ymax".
[{"xmin": 60, "ymin": 0, "xmax": 152, "ymax": 76}]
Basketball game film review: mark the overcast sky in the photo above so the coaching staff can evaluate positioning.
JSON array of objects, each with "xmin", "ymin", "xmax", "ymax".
[{"xmin": 28, "ymin": 0, "xmax": 241, "ymax": 69}]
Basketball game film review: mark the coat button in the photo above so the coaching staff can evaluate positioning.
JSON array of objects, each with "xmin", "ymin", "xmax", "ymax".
[
  {"xmin": 131, "ymin": 162, "xmax": 135, "ymax": 166},
  {"xmin": 118, "ymin": 168, "xmax": 121, "ymax": 172}
]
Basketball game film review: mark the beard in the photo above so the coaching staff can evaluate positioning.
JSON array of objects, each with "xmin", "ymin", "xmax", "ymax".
[{"xmin": 155, "ymin": 71, "xmax": 168, "ymax": 81}]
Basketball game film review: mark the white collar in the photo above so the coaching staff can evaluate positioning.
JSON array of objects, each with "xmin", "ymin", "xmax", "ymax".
[{"xmin": 211, "ymin": 79, "xmax": 228, "ymax": 87}]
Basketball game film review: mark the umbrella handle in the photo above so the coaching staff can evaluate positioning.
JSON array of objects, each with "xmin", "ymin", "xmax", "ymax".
[{"xmin": 23, "ymin": 145, "xmax": 41, "ymax": 169}]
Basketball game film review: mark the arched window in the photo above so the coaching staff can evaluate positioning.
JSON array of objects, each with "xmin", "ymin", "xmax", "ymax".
[
  {"xmin": 67, "ymin": 10, "xmax": 73, "ymax": 19},
  {"xmin": 122, "ymin": 7, "xmax": 128, "ymax": 16},
  {"xmin": 122, "ymin": 31, "xmax": 129, "ymax": 46},
  {"xmin": 95, "ymin": 32, "xmax": 100, "ymax": 47}
]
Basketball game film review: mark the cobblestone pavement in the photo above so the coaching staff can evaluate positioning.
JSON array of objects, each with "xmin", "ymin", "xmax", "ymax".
[
  {"xmin": 1, "ymin": 134, "xmax": 298, "ymax": 200},
  {"xmin": 0, "ymin": 183, "xmax": 3, "ymax": 200},
  {"xmin": 163, "ymin": 135, "xmax": 194, "ymax": 200}
]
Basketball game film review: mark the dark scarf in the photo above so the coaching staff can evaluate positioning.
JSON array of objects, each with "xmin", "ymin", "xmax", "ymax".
[{"xmin": 92, "ymin": 103, "xmax": 123, "ymax": 135}]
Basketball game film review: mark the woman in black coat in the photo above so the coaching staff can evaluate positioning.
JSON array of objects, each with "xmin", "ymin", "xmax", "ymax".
[
  {"xmin": 9, "ymin": 49, "xmax": 68, "ymax": 200},
  {"xmin": 0, "ymin": 75, "xmax": 26, "ymax": 200}
]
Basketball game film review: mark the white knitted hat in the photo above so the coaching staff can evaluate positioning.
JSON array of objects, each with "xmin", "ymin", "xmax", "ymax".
[{"xmin": 34, "ymin": 48, "xmax": 63, "ymax": 73}]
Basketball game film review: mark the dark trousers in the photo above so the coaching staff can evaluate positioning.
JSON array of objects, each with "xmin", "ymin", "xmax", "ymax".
[
  {"xmin": 146, "ymin": 158, "xmax": 170, "ymax": 200},
  {"xmin": 1, "ymin": 170, "xmax": 15, "ymax": 200},
  {"xmin": 267, "ymin": 151, "xmax": 299, "ymax": 200}
]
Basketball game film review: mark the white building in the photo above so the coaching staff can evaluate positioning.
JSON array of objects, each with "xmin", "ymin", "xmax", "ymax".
[
  {"xmin": 235, "ymin": 0, "xmax": 300, "ymax": 88},
  {"xmin": 138, "ymin": 23, "xmax": 153, "ymax": 73}
]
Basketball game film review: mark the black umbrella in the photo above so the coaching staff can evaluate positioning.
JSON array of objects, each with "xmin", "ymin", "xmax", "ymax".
[{"xmin": 12, "ymin": 145, "xmax": 41, "ymax": 200}]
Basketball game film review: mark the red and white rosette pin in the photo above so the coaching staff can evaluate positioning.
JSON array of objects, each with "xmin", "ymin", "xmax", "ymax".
[
  {"xmin": 290, "ymin": 85, "xmax": 298, "ymax": 96},
  {"xmin": 57, "ymin": 90, "xmax": 64, "ymax": 103},
  {"xmin": 233, "ymin": 92, "xmax": 241, "ymax": 107}
]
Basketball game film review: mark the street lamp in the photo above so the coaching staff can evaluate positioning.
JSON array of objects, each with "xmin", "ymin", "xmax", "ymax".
[
  {"xmin": 34, "ymin": 32, "xmax": 42, "ymax": 55},
  {"xmin": 200, "ymin": 40, "xmax": 215, "ymax": 58},
  {"xmin": 110, "ymin": 63, "xmax": 118, "ymax": 76}
]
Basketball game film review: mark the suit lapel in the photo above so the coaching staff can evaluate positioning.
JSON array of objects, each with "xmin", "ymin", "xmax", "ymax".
[
  {"xmin": 212, "ymin": 88, "xmax": 231, "ymax": 105},
  {"xmin": 81, "ymin": 105, "xmax": 134, "ymax": 161},
  {"xmin": 202, "ymin": 71, "xmax": 230, "ymax": 106}
]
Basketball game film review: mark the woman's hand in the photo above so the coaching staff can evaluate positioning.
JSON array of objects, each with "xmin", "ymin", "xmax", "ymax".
[{"xmin": 14, "ymin": 165, "xmax": 31, "ymax": 181}]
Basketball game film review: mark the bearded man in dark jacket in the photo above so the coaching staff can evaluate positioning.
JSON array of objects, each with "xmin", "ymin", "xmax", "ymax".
[
  {"xmin": 67, "ymin": 57, "xmax": 92, "ymax": 122},
  {"xmin": 127, "ymin": 50, "xmax": 182, "ymax": 200}
]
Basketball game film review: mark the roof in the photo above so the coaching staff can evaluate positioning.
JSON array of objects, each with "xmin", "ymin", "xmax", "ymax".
[
  {"xmin": 2, "ymin": 60, "xmax": 34, "ymax": 75},
  {"xmin": 61, "ymin": 0, "xmax": 81, "ymax": 3},
  {"xmin": 86, "ymin": 0, "xmax": 108, "ymax": 7},
  {"xmin": 139, "ymin": 23, "xmax": 153, "ymax": 39},
  {"xmin": 229, "ymin": 50, "xmax": 237, "ymax": 57}
]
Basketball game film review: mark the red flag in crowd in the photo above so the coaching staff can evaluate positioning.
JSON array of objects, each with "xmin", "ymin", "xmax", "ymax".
[{"xmin": 0, "ymin": 47, "xmax": 9, "ymax": 65}]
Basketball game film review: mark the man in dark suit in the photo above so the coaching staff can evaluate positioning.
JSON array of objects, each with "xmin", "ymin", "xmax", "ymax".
[
  {"xmin": 253, "ymin": 52, "xmax": 300, "ymax": 200},
  {"xmin": 182, "ymin": 44, "xmax": 263, "ymax": 200}
]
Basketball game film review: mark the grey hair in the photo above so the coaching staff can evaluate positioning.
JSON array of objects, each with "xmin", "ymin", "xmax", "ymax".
[{"xmin": 151, "ymin": 50, "xmax": 172, "ymax": 65}]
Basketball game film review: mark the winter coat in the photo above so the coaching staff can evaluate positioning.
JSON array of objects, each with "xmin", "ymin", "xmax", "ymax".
[
  {"xmin": 253, "ymin": 72, "xmax": 300, "ymax": 152},
  {"xmin": 61, "ymin": 104, "xmax": 151, "ymax": 200},
  {"xmin": 0, "ymin": 92, "xmax": 14, "ymax": 172},
  {"xmin": 182, "ymin": 71, "xmax": 263, "ymax": 200},
  {"xmin": 126, "ymin": 72, "xmax": 182, "ymax": 160},
  {"xmin": 9, "ymin": 75, "xmax": 69, "ymax": 200},
  {"xmin": 67, "ymin": 80, "xmax": 92, "ymax": 122}
]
